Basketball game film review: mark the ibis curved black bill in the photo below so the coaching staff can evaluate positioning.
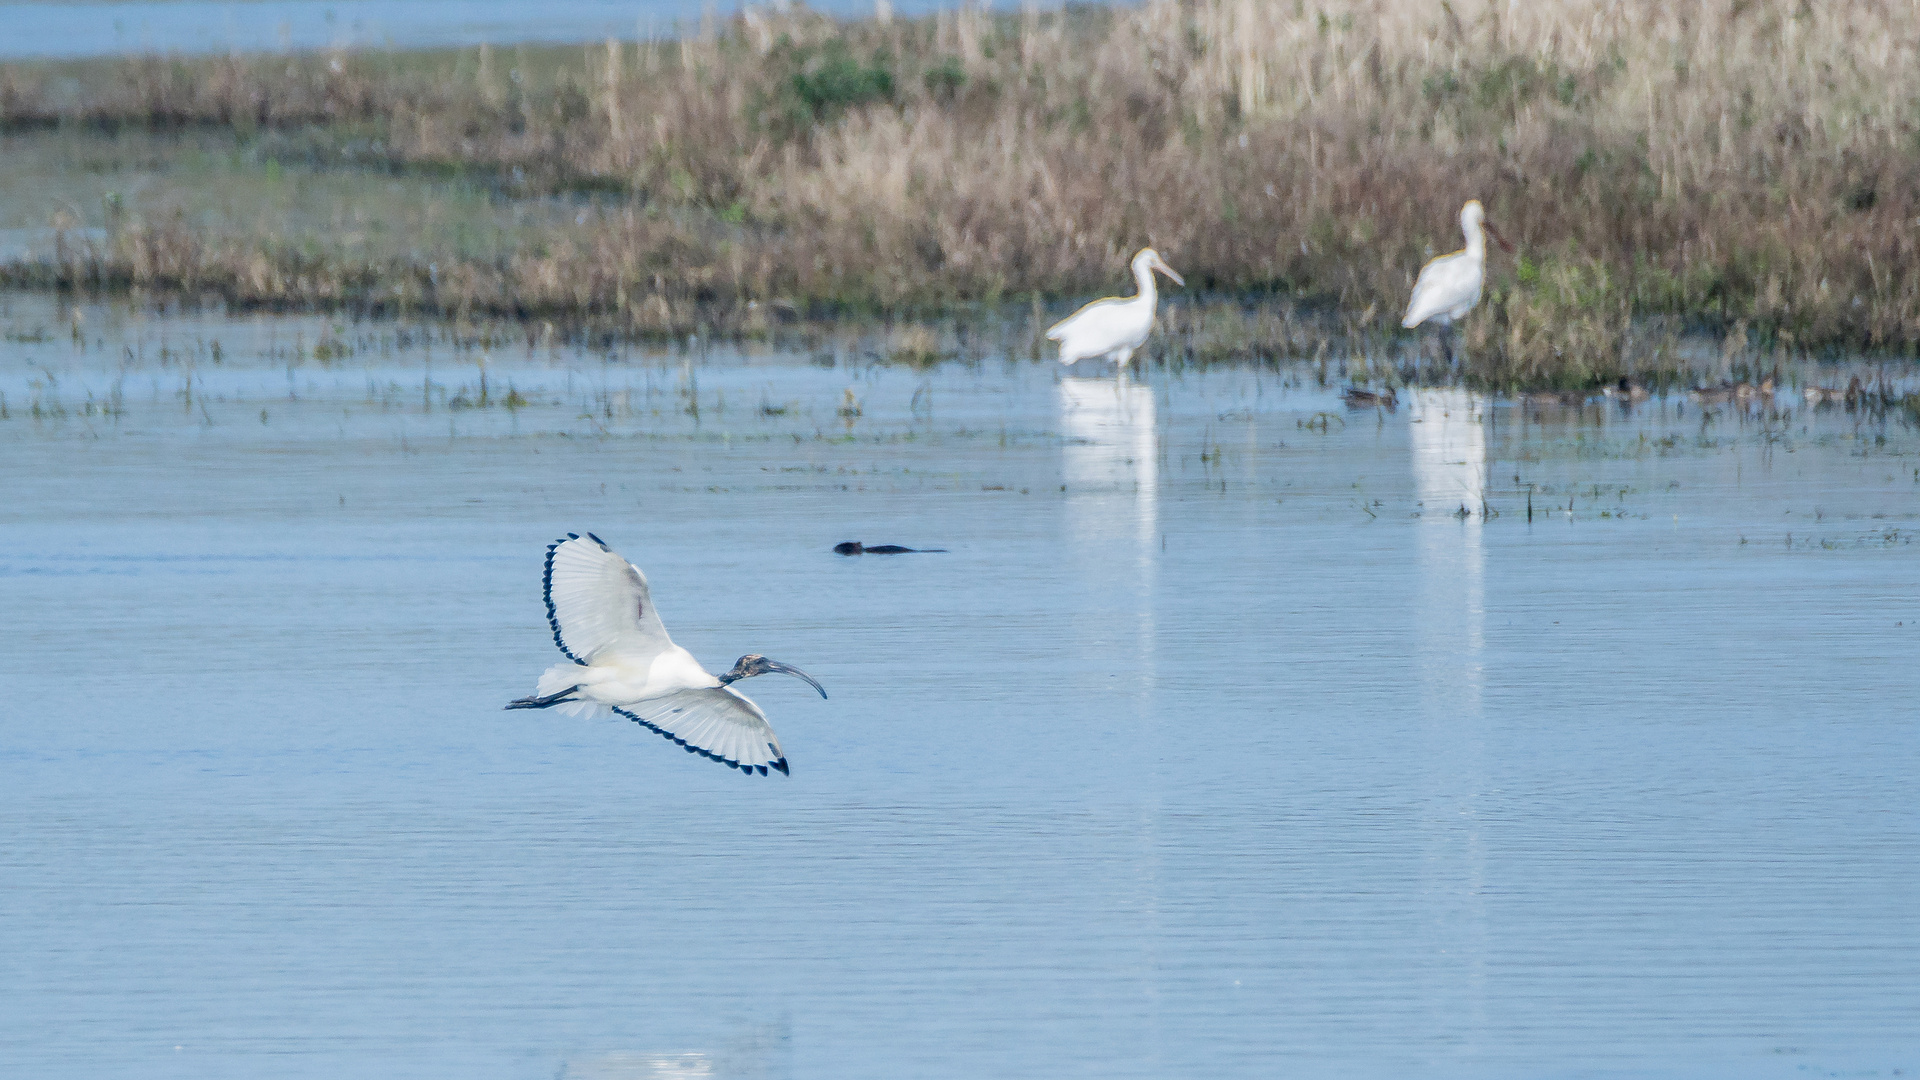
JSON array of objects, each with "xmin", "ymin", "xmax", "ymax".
[{"xmin": 719, "ymin": 654, "xmax": 828, "ymax": 699}]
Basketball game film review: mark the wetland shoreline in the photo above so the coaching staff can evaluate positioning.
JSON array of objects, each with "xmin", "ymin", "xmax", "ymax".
[{"xmin": 4, "ymin": 0, "xmax": 1920, "ymax": 388}]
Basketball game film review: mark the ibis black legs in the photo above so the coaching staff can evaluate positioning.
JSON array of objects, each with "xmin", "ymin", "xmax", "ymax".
[{"xmin": 505, "ymin": 686, "xmax": 582, "ymax": 710}]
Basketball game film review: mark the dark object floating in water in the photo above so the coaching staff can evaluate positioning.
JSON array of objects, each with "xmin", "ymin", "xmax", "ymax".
[
  {"xmin": 1341, "ymin": 386, "xmax": 1397, "ymax": 409},
  {"xmin": 834, "ymin": 542, "xmax": 948, "ymax": 555}
]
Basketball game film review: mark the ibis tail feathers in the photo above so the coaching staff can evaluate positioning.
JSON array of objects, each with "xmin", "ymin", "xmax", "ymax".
[{"xmin": 508, "ymin": 663, "xmax": 613, "ymax": 718}]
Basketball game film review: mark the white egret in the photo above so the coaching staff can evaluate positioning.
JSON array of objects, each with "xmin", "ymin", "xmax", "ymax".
[
  {"xmin": 1402, "ymin": 200, "xmax": 1514, "ymax": 359},
  {"xmin": 1047, "ymin": 247, "xmax": 1185, "ymax": 368},
  {"xmin": 507, "ymin": 533, "xmax": 826, "ymax": 776}
]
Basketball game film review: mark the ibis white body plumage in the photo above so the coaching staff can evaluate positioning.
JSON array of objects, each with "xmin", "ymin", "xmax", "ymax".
[
  {"xmin": 1047, "ymin": 248, "xmax": 1185, "ymax": 368},
  {"xmin": 508, "ymin": 533, "xmax": 826, "ymax": 776},
  {"xmin": 1402, "ymin": 200, "xmax": 1509, "ymax": 329}
]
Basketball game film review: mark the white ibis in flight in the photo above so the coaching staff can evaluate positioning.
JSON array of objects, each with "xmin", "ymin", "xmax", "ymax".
[{"xmin": 507, "ymin": 533, "xmax": 826, "ymax": 776}]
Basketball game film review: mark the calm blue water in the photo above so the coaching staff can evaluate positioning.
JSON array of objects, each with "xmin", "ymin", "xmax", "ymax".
[
  {"xmin": 1, "ymin": 294, "xmax": 1917, "ymax": 1079},
  {"xmin": 0, "ymin": 0, "xmax": 966, "ymax": 60}
]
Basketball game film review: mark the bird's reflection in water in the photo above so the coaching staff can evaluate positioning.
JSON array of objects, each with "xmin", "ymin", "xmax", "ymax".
[
  {"xmin": 1059, "ymin": 371, "xmax": 1164, "ymax": 1044},
  {"xmin": 1058, "ymin": 371, "xmax": 1159, "ymax": 688},
  {"xmin": 556, "ymin": 1023, "xmax": 786, "ymax": 1080},
  {"xmin": 1060, "ymin": 373, "xmax": 1158, "ymax": 544},
  {"xmin": 1409, "ymin": 387, "xmax": 1488, "ymax": 694},
  {"xmin": 1059, "ymin": 373, "xmax": 1159, "ymax": 664},
  {"xmin": 560, "ymin": 1053, "xmax": 717, "ymax": 1080},
  {"xmin": 1408, "ymin": 387, "xmax": 1489, "ymax": 774},
  {"xmin": 1407, "ymin": 387, "xmax": 1491, "ymax": 1048}
]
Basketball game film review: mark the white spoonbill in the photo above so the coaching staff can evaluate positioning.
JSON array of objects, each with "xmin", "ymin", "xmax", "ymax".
[
  {"xmin": 1402, "ymin": 200, "xmax": 1514, "ymax": 351},
  {"xmin": 506, "ymin": 533, "xmax": 826, "ymax": 776},
  {"xmin": 1047, "ymin": 247, "xmax": 1185, "ymax": 368}
]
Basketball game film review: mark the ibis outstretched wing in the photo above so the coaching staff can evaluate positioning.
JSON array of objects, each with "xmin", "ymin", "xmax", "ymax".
[
  {"xmin": 614, "ymin": 687, "xmax": 789, "ymax": 776},
  {"xmin": 543, "ymin": 533, "xmax": 673, "ymax": 666}
]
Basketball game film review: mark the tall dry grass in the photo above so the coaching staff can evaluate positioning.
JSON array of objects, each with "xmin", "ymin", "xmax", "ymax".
[{"xmin": 4, "ymin": 0, "xmax": 1920, "ymax": 382}]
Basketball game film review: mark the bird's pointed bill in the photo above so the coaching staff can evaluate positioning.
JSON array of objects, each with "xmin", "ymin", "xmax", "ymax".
[
  {"xmin": 721, "ymin": 654, "xmax": 828, "ymax": 699},
  {"xmin": 757, "ymin": 658, "xmax": 828, "ymax": 699}
]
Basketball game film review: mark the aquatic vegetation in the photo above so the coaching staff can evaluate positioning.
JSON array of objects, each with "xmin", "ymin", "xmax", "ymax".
[
  {"xmin": 884, "ymin": 324, "xmax": 948, "ymax": 367},
  {"xmin": 1, "ymin": 0, "xmax": 1919, "ymax": 386}
]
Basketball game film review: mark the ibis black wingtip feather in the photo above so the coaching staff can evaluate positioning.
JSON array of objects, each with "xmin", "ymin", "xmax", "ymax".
[
  {"xmin": 542, "ymin": 537, "xmax": 590, "ymax": 665},
  {"xmin": 612, "ymin": 705, "xmax": 788, "ymax": 777}
]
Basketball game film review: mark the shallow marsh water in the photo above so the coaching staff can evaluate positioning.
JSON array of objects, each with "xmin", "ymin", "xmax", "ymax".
[
  {"xmin": 0, "ymin": 0, "xmax": 970, "ymax": 61},
  {"xmin": 2, "ymin": 294, "xmax": 1917, "ymax": 1079}
]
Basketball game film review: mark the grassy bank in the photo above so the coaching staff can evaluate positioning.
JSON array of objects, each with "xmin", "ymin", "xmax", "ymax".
[{"xmin": 3, "ymin": 0, "xmax": 1919, "ymax": 385}]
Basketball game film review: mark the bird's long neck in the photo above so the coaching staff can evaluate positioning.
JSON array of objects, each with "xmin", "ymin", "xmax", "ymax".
[
  {"xmin": 1132, "ymin": 261, "xmax": 1158, "ymax": 306},
  {"xmin": 1462, "ymin": 219, "xmax": 1485, "ymax": 260}
]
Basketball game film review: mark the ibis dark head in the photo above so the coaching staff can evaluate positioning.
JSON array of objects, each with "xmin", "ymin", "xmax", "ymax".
[{"xmin": 719, "ymin": 654, "xmax": 828, "ymax": 699}]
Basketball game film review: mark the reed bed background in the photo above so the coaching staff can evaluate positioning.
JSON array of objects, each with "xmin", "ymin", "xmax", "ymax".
[{"xmin": 3, "ymin": 0, "xmax": 1919, "ymax": 385}]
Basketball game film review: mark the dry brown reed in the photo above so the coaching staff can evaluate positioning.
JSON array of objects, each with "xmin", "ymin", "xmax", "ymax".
[{"xmin": 4, "ymin": 0, "xmax": 1920, "ymax": 384}]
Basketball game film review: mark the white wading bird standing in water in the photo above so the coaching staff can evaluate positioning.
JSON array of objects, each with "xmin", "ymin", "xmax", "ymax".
[
  {"xmin": 1047, "ymin": 247, "xmax": 1185, "ymax": 368},
  {"xmin": 507, "ymin": 533, "xmax": 826, "ymax": 776},
  {"xmin": 1402, "ymin": 200, "xmax": 1515, "ymax": 361}
]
